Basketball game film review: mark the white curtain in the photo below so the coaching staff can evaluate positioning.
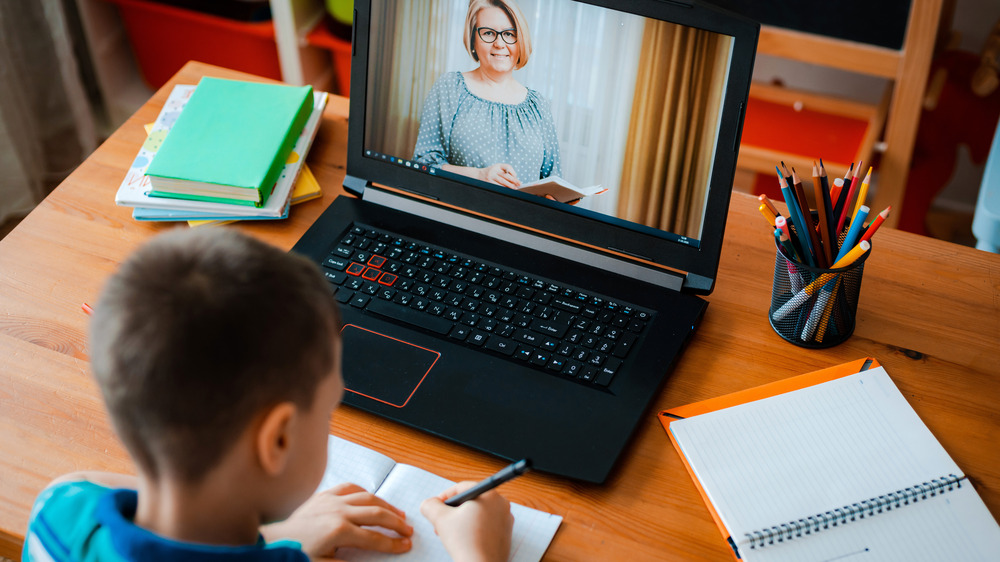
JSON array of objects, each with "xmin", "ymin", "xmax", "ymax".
[
  {"xmin": 0, "ymin": 0, "xmax": 99, "ymax": 225},
  {"xmin": 440, "ymin": 0, "xmax": 645, "ymax": 215}
]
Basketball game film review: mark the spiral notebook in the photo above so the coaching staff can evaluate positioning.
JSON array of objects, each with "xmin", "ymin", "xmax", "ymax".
[{"xmin": 660, "ymin": 359, "xmax": 1000, "ymax": 561}]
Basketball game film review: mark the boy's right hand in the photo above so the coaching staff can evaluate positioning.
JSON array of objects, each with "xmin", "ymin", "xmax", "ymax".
[
  {"xmin": 261, "ymin": 483, "xmax": 413, "ymax": 559},
  {"xmin": 420, "ymin": 482, "xmax": 513, "ymax": 562}
]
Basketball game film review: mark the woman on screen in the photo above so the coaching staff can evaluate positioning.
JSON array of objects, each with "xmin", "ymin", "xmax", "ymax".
[{"xmin": 413, "ymin": 0, "xmax": 561, "ymax": 189}]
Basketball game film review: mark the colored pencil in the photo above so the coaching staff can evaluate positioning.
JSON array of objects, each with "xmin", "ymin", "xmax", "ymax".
[
  {"xmin": 775, "ymin": 215, "xmax": 802, "ymax": 262},
  {"xmin": 835, "ymin": 205, "xmax": 870, "ymax": 264},
  {"xmin": 836, "ymin": 161, "xmax": 863, "ymax": 236},
  {"xmin": 830, "ymin": 177, "xmax": 844, "ymax": 208},
  {"xmin": 758, "ymin": 193, "xmax": 781, "ymax": 219},
  {"xmin": 778, "ymin": 167, "xmax": 816, "ymax": 268},
  {"xmin": 860, "ymin": 206, "xmax": 891, "ymax": 244},
  {"xmin": 832, "ymin": 162, "xmax": 854, "ymax": 229},
  {"xmin": 792, "ymin": 167, "xmax": 825, "ymax": 268},
  {"xmin": 850, "ymin": 166, "xmax": 873, "ymax": 225},
  {"xmin": 813, "ymin": 162, "xmax": 834, "ymax": 267},
  {"xmin": 759, "ymin": 203, "xmax": 777, "ymax": 227}
]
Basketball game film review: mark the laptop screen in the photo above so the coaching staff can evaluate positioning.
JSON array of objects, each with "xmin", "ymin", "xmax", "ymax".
[{"xmin": 346, "ymin": 0, "xmax": 757, "ymax": 293}]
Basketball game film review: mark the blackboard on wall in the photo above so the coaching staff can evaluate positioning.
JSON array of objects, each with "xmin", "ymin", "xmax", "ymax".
[{"xmin": 705, "ymin": 0, "xmax": 911, "ymax": 50}]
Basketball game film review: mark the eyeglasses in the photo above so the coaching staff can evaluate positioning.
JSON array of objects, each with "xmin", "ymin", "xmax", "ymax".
[{"xmin": 476, "ymin": 26, "xmax": 517, "ymax": 45}]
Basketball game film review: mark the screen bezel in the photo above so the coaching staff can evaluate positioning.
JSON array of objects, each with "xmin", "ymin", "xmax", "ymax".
[{"xmin": 345, "ymin": 0, "xmax": 759, "ymax": 294}]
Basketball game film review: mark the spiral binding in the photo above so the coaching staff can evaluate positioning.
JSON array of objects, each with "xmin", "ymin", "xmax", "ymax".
[{"xmin": 745, "ymin": 474, "xmax": 965, "ymax": 550}]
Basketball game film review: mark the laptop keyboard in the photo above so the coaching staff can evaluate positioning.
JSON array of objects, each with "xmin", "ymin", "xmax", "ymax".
[{"xmin": 320, "ymin": 224, "xmax": 653, "ymax": 387}]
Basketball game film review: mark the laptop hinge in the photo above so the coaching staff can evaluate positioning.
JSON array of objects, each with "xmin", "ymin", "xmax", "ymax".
[
  {"xmin": 683, "ymin": 272, "xmax": 713, "ymax": 292},
  {"xmin": 363, "ymin": 187, "xmax": 687, "ymax": 292},
  {"xmin": 343, "ymin": 174, "xmax": 367, "ymax": 197}
]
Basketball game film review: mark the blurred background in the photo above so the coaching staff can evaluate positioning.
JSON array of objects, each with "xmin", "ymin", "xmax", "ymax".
[{"xmin": 1, "ymin": 0, "xmax": 998, "ymax": 250}]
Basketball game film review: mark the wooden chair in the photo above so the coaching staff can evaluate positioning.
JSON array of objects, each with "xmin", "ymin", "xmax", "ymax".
[{"xmin": 736, "ymin": 0, "xmax": 946, "ymax": 227}]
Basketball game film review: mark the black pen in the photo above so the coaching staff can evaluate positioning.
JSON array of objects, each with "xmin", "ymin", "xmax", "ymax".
[{"xmin": 444, "ymin": 459, "xmax": 532, "ymax": 507}]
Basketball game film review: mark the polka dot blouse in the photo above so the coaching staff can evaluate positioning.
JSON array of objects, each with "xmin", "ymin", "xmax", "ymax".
[{"xmin": 413, "ymin": 71, "xmax": 561, "ymax": 182}]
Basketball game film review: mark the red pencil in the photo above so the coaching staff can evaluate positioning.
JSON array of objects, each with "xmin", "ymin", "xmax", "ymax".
[{"xmin": 859, "ymin": 206, "xmax": 891, "ymax": 243}]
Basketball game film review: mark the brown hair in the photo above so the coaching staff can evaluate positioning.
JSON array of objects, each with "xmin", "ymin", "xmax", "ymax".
[
  {"xmin": 463, "ymin": 0, "xmax": 533, "ymax": 70},
  {"xmin": 89, "ymin": 228, "xmax": 340, "ymax": 483}
]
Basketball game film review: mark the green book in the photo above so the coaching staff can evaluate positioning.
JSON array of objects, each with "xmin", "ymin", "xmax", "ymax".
[{"xmin": 145, "ymin": 77, "xmax": 313, "ymax": 206}]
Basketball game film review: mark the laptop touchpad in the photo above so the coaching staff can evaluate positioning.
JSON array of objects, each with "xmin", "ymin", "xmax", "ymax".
[{"xmin": 340, "ymin": 324, "xmax": 440, "ymax": 408}]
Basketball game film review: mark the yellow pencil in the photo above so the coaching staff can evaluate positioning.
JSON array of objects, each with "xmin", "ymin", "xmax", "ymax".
[
  {"xmin": 759, "ymin": 203, "xmax": 777, "ymax": 227},
  {"xmin": 851, "ymin": 166, "xmax": 873, "ymax": 225}
]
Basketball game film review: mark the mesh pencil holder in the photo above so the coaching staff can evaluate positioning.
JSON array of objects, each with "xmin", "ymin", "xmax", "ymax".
[{"xmin": 768, "ymin": 237, "xmax": 869, "ymax": 348}]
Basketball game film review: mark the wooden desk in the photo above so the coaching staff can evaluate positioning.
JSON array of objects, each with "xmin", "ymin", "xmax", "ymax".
[{"xmin": 1, "ymin": 62, "xmax": 998, "ymax": 560}]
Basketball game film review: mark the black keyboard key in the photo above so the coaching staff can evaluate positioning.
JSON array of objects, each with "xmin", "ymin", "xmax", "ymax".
[
  {"xmin": 367, "ymin": 299, "xmax": 451, "ymax": 334},
  {"xmin": 596, "ymin": 358, "xmax": 622, "ymax": 386},
  {"xmin": 334, "ymin": 290, "xmax": 353, "ymax": 304},
  {"xmin": 587, "ymin": 353, "xmax": 606, "ymax": 367},
  {"xmin": 628, "ymin": 319, "xmax": 646, "ymax": 333},
  {"xmin": 514, "ymin": 346, "xmax": 532, "ymax": 361},
  {"xmin": 529, "ymin": 351, "xmax": 550, "ymax": 366},
  {"xmin": 449, "ymin": 325, "xmax": 471, "ymax": 341},
  {"xmin": 349, "ymin": 294, "xmax": 370, "ymax": 308},
  {"xmin": 468, "ymin": 331, "xmax": 489, "ymax": 346},
  {"xmin": 552, "ymin": 298, "xmax": 582, "ymax": 313},
  {"xmin": 513, "ymin": 330, "xmax": 543, "ymax": 347},
  {"xmin": 322, "ymin": 270, "xmax": 347, "ymax": 285},
  {"xmin": 613, "ymin": 333, "xmax": 638, "ymax": 358},
  {"xmin": 563, "ymin": 360, "xmax": 582, "ymax": 377},
  {"xmin": 324, "ymin": 256, "xmax": 349, "ymax": 270},
  {"xmin": 485, "ymin": 338, "xmax": 516, "ymax": 356}
]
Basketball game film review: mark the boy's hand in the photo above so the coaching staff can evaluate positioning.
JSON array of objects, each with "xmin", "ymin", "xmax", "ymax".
[
  {"xmin": 420, "ymin": 481, "xmax": 513, "ymax": 562},
  {"xmin": 261, "ymin": 483, "xmax": 413, "ymax": 559}
]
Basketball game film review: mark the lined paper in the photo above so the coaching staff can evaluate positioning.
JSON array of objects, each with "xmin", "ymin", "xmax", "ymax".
[
  {"xmin": 670, "ymin": 367, "xmax": 1000, "ymax": 560},
  {"xmin": 317, "ymin": 435, "xmax": 561, "ymax": 561}
]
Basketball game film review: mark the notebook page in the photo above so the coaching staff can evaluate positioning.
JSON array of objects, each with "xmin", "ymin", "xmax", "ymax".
[
  {"xmin": 741, "ymin": 484, "xmax": 1000, "ymax": 562},
  {"xmin": 336, "ymin": 463, "xmax": 561, "ymax": 562},
  {"xmin": 670, "ymin": 367, "xmax": 963, "ymax": 544},
  {"xmin": 315, "ymin": 435, "xmax": 398, "ymax": 494}
]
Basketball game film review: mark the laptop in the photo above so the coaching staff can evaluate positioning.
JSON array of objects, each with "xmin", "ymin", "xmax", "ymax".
[{"xmin": 292, "ymin": 0, "xmax": 758, "ymax": 483}]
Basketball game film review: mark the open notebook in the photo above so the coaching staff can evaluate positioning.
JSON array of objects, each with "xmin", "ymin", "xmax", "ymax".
[
  {"xmin": 315, "ymin": 435, "xmax": 561, "ymax": 561},
  {"xmin": 663, "ymin": 363, "xmax": 1000, "ymax": 561}
]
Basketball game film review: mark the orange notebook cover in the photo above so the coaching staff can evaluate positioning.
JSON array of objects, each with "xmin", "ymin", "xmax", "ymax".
[{"xmin": 658, "ymin": 357, "xmax": 879, "ymax": 560}]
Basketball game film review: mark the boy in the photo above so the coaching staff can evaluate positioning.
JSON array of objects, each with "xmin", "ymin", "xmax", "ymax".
[{"xmin": 24, "ymin": 228, "xmax": 513, "ymax": 561}]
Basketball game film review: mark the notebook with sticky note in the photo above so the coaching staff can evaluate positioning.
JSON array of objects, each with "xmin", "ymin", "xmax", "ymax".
[{"xmin": 659, "ymin": 358, "xmax": 1000, "ymax": 561}]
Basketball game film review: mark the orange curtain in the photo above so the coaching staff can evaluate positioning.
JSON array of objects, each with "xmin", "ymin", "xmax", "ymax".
[{"xmin": 617, "ymin": 22, "xmax": 729, "ymax": 239}]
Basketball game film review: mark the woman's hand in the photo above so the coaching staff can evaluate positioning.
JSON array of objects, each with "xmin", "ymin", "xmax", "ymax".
[
  {"xmin": 480, "ymin": 163, "xmax": 521, "ymax": 188},
  {"xmin": 261, "ymin": 483, "xmax": 413, "ymax": 560},
  {"xmin": 420, "ymin": 481, "xmax": 513, "ymax": 562}
]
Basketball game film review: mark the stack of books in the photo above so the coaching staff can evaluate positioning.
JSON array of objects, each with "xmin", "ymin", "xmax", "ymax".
[{"xmin": 115, "ymin": 77, "xmax": 329, "ymax": 225}]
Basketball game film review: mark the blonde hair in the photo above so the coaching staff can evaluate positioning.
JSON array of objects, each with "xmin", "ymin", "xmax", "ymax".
[{"xmin": 463, "ymin": 0, "xmax": 532, "ymax": 70}]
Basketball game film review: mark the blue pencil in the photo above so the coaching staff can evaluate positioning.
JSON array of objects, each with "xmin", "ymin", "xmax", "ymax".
[{"xmin": 833, "ymin": 205, "xmax": 870, "ymax": 265}]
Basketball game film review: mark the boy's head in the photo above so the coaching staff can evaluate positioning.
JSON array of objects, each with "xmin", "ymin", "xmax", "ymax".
[{"xmin": 90, "ymin": 228, "xmax": 341, "ymax": 489}]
